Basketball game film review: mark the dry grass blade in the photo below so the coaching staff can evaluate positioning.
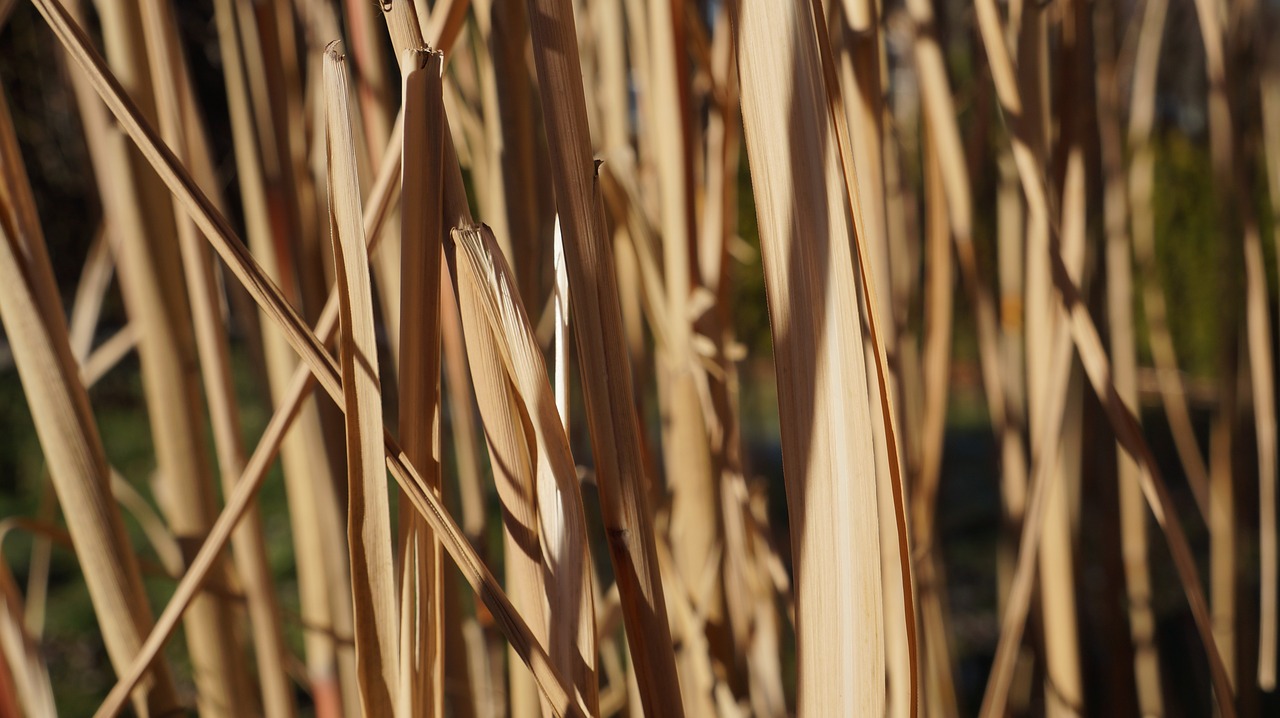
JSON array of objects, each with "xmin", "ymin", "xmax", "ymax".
[
  {"xmin": 35, "ymin": 4, "xmax": 587, "ymax": 711},
  {"xmin": 971, "ymin": 2, "xmax": 1234, "ymax": 714},
  {"xmin": 0, "ymin": 87, "xmax": 181, "ymax": 717},
  {"xmin": 806, "ymin": 0, "xmax": 919, "ymax": 712},
  {"xmin": 0, "ymin": 546, "xmax": 54, "ymax": 717},
  {"xmin": 1124, "ymin": 0, "xmax": 1210, "ymax": 520},
  {"xmin": 1259, "ymin": 26, "xmax": 1280, "ymax": 689},
  {"xmin": 397, "ymin": 47, "xmax": 445, "ymax": 718},
  {"xmin": 732, "ymin": 0, "xmax": 889, "ymax": 713},
  {"xmin": 452, "ymin": 224, "xmax": 600, "ymax": 714},
  {"xmin": 89, "ymin": 97, "xmax": 398, "ymax": 718},
  {"xmin": 521, "ymin": 0, "xmax": 684, "ymax": 713},
  {"xmin": 1096, "ymin": 0, "xmax": 1163, "ymax": 709},
  {"xmin": 325, "ymin": 42, "xmax": 401, "ymax": 717},
  {"xmin": 137, "ymin": 1, "xmax": 297, "ymax": 713}
]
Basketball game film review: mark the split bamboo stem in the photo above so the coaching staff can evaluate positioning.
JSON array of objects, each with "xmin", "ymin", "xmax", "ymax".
[
  {"xmin": 451, "ymin": 224, "xmax": 600, "ymax": 715},
  {"xmin": 325, "ymin": 44, "xmax": 402, "ymax": 717}
]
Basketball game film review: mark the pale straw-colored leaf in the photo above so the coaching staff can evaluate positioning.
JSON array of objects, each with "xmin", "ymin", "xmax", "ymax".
[
  {"xmin": 732, "ymin": 0, "xmax": 889, "ymax": 713},
  {"xmin": 31, "ymin": 4, "xmax": 587, "ymax": 712},
  {"xmin": 0, "ymin": 85, "xmax": 182, "ymax": 717},
  {"xmin": 324, "ymin": 42, "xmax": 401, "ymax": 717},
  {"xmin": 972, "ymin": 2, "xmax": 1234, "ymax": 712},
  {"xmin": 452, "ymin": 224, "xmax": 600, "ymax": 713},
  {"xmin": 522, "ymin": 0, "xmax": 685, "ymax": 712}
]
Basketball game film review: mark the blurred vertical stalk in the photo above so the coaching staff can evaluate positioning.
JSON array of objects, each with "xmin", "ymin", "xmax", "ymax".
[
  {"xmin": 0, "ymin": 87, "xmax": 182, "ymax": 718},
  {"xmin": 1096, "ymin": 0, "xmax": 1164, "ymax": 711},
  {"xmin": 1258, "ymin": 15, "xmax": 1280, "ymax": 690},
  {"xmin": 213, "ymin": 1, "xmax": 357, "ymax": 713},
  {"xmin": 1040, "ymin": 3, "xmax": 1088, "ymax": 714},
  {"xmin": 646, "ymin": 2, "xmax": 722, "ymax": 710},
  {"xmin": 137, "ymin": 0, "xmax": 295, "ymax": 715},
  {"xmin": 1192, "ymin": 0, "xmax": 1256, "ymax": 690},
  {"xmin": 88, "ymin": 2, "xmax": 251, "ymax": 713},
  {"xmin": 1125, "ymin": 0, "xmax": 1210, "ymax": 520},
  {"xmin": 914, "ymin": 121, "xmax": 960, "ymax": 718}
]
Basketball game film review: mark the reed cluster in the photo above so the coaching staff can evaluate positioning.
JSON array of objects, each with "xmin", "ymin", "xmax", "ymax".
[{"xmin": 0, "ymin": 0, "xmax": 1276, "ymax": 715}]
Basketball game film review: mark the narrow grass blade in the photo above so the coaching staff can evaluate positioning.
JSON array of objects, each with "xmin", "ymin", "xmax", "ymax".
[{"xmin": 324, "ymin": 42, "xmax": 401, "ymax": 717}]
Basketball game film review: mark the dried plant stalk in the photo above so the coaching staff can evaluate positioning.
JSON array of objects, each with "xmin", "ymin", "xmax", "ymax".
[
  {"xmin": 0, "ymin": 538, "xmax": 54, "ymax": 717},
  {"xmin": 137, "ymin": 1, "xmax": 296, "ymax": 715},
  {"xmin": 733, "ymin": 0, "xmax": 890, "ymax": 713},
  {"xmin": 452, "ymin": 224, "xmax": 600, "ymax": 714},
  {"xmin": 915, "ymin": 122, "xmax": 960, "ymax": 718},
  {"xmin": 522, "ymin": 0, "xmax": 685, "ymax": 713},
  {"xmin": 807, "ymin": 1, "xmax": 918, "ymax": 713},
  {"xmin": 325, "ymin": 43, "xmax": 401, "ymax": 717},
  {"xmin": 396, "ymin": 48, "xmax": 446, "ymax": 718},
  {"xmin": 644, "ymin": 2, "xmax": 723, "ymax": 708},
  {"xmin": 0, "ymin": 86, "xmax": 181, "ymax": 717},
  {"xmin": 973, "ymin": 0, "xmax": 1235, "ymax": 713},
  {"xmin": 1096, "ymin": 0, "xmax": 1163, "ymax": 709},
  {"xmin": 85, "ymin": 3, "xmax": 250, "ymax": 712},
  {"xmin": 211, "ymin": 3, "xmax": 355, "ymax": 712},
  {"xmin": 1124, "ymin": 0, "xmax": 1209, "ymax": 520},
  {"xmin": 1259, "ymin": 21, "xmax": 1280, "ymax": 689},
  {"xmin": 35, "ymin": 4, "xmax": 592, "ymax": 712}
]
